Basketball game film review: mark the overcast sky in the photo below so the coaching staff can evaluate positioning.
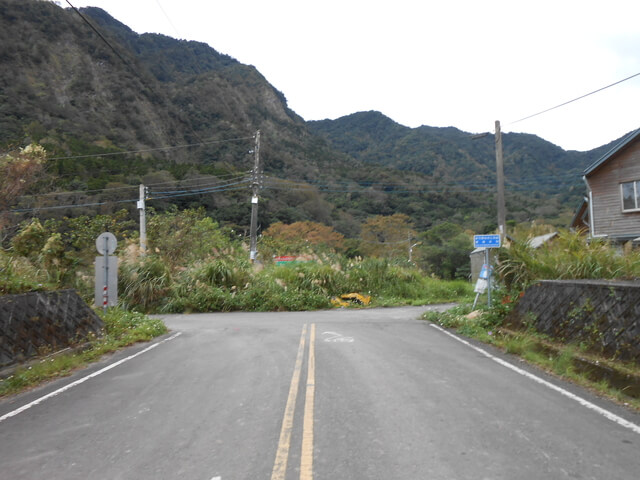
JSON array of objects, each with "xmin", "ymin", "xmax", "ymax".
[{"xmin": 69, "ymin": 0, "xmax": 640, "ymax": 152}]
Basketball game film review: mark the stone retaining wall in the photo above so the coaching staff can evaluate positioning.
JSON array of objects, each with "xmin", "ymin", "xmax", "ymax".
[
  {"xmin": 0, "ymin": 290, "xmax": 103, "ymax": 367},
  {"xmin": 506, "ymin": 280, "xmax": 640, "ymax": 362}
]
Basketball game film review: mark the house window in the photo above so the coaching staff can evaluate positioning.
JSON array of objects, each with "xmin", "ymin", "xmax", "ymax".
[{"xmin": 621, "ymin": 180, "xmax": 640, "ymax": 211}]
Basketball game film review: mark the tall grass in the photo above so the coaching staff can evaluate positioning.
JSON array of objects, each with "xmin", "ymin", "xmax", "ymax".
[
  {"xmin": 119, "ymin": 255, "xmax": 172, "ymax": 312},
  {"xmin": 0, "ymin": 250, "xmax": 49, "ymax": 294},
  {"xmin": 498, "ymin": 230, "xmax": 640, "ymax": 291},
  {"xmin": 157, "ymin": 257, "xmax": 471, "ymax": 313}
]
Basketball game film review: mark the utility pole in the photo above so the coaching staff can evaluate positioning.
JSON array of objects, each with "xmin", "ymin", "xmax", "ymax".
[
  {"xmin": 495, "ymin": 120, "xmax": 506, "ymax": 240},
  {"xmin": 138, "ymin": 184, "xmax": 147, "ymax": 256},
  {"xmin": 249, "ymin": 130, "xmax": 261, "ymax": 263}
]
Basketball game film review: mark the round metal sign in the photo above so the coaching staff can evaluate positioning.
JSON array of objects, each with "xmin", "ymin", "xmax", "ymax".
[{"xmin": 96, "ymin": 232, "xmax": 117, "ymax": 255}]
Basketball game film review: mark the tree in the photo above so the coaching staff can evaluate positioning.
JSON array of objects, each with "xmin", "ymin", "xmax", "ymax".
[
  {"xmin": 0, "ymin": 144, "xmax": 46, "ymax": 237},
  {"xmin": 263, "ymin": 221, "xmax": 344, "ymax": 252},
  {"xmin": 418, "ymin": 222, "xmax": 472, "ymax": 280},
  {"xmin": 146, "ymin": 207, "xmax": 230, "ymax": 268},
  {"xmin": 360, "ymin": 213, "xmax": 414, "ymax": 259}
]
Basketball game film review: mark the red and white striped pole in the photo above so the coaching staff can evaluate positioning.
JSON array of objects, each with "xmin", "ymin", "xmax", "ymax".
[{"xmin": 103, "ymin": 235, "xmax": 109, "ymax": 312}]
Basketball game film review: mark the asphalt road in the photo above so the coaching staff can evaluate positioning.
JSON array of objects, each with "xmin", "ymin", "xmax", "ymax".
[{"xmin": 1, "ymin": 306, "xmax": 639, "ymax": 480}]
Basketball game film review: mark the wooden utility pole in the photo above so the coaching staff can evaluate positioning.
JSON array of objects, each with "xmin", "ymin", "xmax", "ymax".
[
  {"xmin": 495, "ymin": 120, "xmax": 506, "ymax": 240},
  {"xmin": 249, "ymin": 130, "xmax": 261, "ymax": 263}
]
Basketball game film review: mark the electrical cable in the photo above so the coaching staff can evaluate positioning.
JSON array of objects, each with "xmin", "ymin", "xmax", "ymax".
[
  {"xmin": 21, "ymin": 185, "xmax": 140, "ymax": 198},
  {"xmin": 509, "ymin": 71, "xmax": 640, "ymax": 125},
  {"xmin": 143, "ymin": 171, "xmax": 251, "ymax": 188},
  {"xmin": 48, "ymin": 136, "xmax": 255, "ymax": 160},
  {"xmin": 148, "ymin": 184, "xmax": 249, "ymax": 201},
  {"xmin": 16, "ymin": 173, "xmax": 251, "ymax": 201},
  {"xmin": 64, "ymin": 0, "xmax": 213, "ymax": 146},
  {"xmin": 64, "ymin": 1, "xmax": 131, "ymax": 67},
  {"xmin": 154, "ymin": 0, "xmax": 181, "ymax": 37},
  {"xmin": 9, "ymin": 172, "xmax": 579, "ymax": 213},
  {"xmin": 262, "ymin": 172, "xmax": 582, "ymax": 192},
  {"xmin": 8, "ymin": 180, "xmax": 251, "ymax": 214},
  {"xmin": 151, "ymin": 178, "xmax": 251, "ymax": 195}
]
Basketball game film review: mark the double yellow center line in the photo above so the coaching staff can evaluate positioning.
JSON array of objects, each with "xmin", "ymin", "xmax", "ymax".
[{"xmin": 271, "ymin": 323, "xmax": 316, "ymax": 480}]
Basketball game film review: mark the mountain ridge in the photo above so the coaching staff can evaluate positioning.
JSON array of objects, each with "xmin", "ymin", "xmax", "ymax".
[{"xmin": 0, "ymin": 0, "xmax": 627, "ymax": 236}]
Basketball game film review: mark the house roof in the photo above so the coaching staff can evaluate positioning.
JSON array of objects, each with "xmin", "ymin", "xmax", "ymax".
[
  {"xmin": 527, "ymin": 232, "xmax": 558, "ymax": 249},
  {"xmin": 584, "ymin": 127, "xmax": 640, "ymax": 177},
  {"xmin": 570, "ymin": 197, "xmax": 589, "ymax": 231}
]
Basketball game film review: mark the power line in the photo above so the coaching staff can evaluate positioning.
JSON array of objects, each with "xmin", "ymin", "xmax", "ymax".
[
  {"xmin": 9, "ymin": 171, "xmax": 579, "ymax": 214},
  {"xmin": 150, "ymin": 178, "xmax": 251, "ymax": 195},
  {"xmin": 10, "ymin": 197, "xmax": 135, "ymax": 214},
  {"xmin": 48, "ymin": 136, "xmax": 255, "ymax": 160},
  {"xmin": 64, "ymin": 0, "xmax": 208, "ymax": 146},
  {"xmin": 142, "ymin": 171, "xmax": 251, "ymax": 189},
  {"xmin": 9, "ymin": 179, "xmax": 251, "ymax": 214},
  {"xmin": 64, "ymin": 1, "xmax": 131, "ymax": 67},
  {"xmin": 21, "ymin": 185, "xmax": 139, "ymax": 198},
  {"xmin": 16, "ymin": 172, "xmax": 251, "ymax": 200},
  {"xmin": 263, "ymin": 172, "xmax": 582, "ymax": 192},
  {"xmin": 17, "ymin": 179, "xmax": 249, "ymax": 203},
  {"xmin": 154, "ymin": 0, "xmax": 181, "ymax": 38},
  {"xmin": 510, "ymin": 71, "xmax": 640, "ymax": 125},
  {"xmin": 150, "ymin": 183, "xmax": 250, "ymax": 201}
]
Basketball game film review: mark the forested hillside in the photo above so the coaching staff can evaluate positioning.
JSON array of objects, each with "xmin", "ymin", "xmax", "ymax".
[
  {"xmin": 0, "ymin": 0, "xmax": 624, "ymax": 241},
  {"xmin": 309, "ymin": 111, "xmax": 615, "ymax": 190}
]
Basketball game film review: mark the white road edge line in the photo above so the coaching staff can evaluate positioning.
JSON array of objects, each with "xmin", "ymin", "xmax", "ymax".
[
  {"xmin": 429, "ymin": 323, "xmax": 640, "ymax": 435},
  {"xmin": 0, "ymin": 332, "xmax": 182, "ymax": 424}
]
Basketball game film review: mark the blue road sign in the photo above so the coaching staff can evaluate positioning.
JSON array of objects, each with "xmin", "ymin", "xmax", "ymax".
[{"xmin": 474, "ymin": 234, "xmax": 501, "ymax": 249}]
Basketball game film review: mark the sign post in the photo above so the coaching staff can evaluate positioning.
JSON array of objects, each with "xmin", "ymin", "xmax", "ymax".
[
  {"xmin": 95, "ymin": 232, "xmax": 118, "ymax": 311},
  {"xmin": 472, "ymin": 235, "xmax": 501, "ymax": 309}
]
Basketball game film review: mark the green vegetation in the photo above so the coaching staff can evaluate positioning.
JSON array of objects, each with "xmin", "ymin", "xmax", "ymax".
[
  {"xmin": 417, "ymin": 222, "xmax": 473, "ymax": 280},
  {"xmin": 0, "ymin": 308, "xmax": 167, "ymax": 397},
  {"xmin": 498, "ymin": 229, "xmax": 640, "ymax": 291},
  {"xmin": 118, "ymin": 234, "xmax": 474, "ymax": 313},
  {"xmin": 3, "ymin": 208, "xmax": 473, "ymax": 313},
  {"xmin": 3, "ymin": 1, "xmax": 637, "ymax": 407},
  {"xmin": 1, "ymin": 206, "xmax": 472, "ymax": 394},
  {"xmin": 424, "ymin": 305, "xmax": 640, "ymax": 411},
  {"xmin": 1, "ymin": 0, "xmax": 615, "ymax": 242},
  {"xmin": 423, "ymin": 227, "xmax": 640, "ymax": 411},
  {"xmin": 308, "ymin": 111, "xmax": 610, "ymax": 229}
]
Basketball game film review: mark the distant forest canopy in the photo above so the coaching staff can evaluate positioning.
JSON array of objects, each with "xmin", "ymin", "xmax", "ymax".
[{"xmin": 0, "ymin": 0, "xmax": 630, "ymax": 242}]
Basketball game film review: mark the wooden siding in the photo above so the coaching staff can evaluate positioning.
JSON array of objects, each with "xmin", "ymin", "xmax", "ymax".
[{"xmin": 588, "ymin": 139, "xmax": 640, "ymax": 238}]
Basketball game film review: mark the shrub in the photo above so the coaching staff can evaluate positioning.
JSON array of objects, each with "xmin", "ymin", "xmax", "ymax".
[
  {"xmin": 0, "ymin": 250, "xmax": 48, "ymax": 294},
  {"xmin": 162, "ymin": 283, "xmax": 235, "ymax": 313},
  {"xmin": 119, "ymin": 255, "xmax": 172, "ymax": 312},
  {"xmin": 11, "ymin": 218, "xmax": 47, "ymax": 258},
  {"xmin": 498, "ymin": 229, "xmax": 640, "ymax": 291}
]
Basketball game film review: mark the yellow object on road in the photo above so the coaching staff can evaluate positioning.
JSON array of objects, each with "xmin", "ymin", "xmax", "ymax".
[{"xmin": 331, "ymin": 293, "xmax": 371, "ymax": 307}]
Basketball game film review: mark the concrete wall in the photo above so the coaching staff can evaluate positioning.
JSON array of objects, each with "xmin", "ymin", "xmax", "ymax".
[
  {"xmin": 0, "ymin": 290, "xmax": 103, "ymax": 367},
  {"xmin": 506, "ymin": 280, "xmax": 640, "ymax": 362}
]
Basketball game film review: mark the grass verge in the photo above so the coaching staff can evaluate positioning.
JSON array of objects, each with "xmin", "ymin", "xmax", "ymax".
[
  {"xmin": 423, "ymin": 304, "xmax": 640, "ymax": 412},
  {"xmin": 0, "ymin": 308, "xmax": 168, "ymax": 398}
]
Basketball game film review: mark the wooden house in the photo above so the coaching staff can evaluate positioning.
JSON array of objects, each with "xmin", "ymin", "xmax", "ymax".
[{"xmin": 576, "ymin": 128, "xmax": 640, "ymax": 244}]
